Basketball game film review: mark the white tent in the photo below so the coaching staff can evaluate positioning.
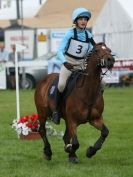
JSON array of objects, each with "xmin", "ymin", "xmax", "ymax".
[
  {"xmin": 0, "ymin": 0, "xmax": 106, "ymax": 28},
  {"xmin": 92, "ymin": 0, "xmax": 133, "ymax": 59}
]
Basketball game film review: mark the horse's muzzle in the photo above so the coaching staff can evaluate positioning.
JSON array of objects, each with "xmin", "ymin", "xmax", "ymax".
[
  {"xmin": 107, "ymin": 57, "xmax": 115, "ymax": 69},
  {"xmin": 100, "ymin": 56, "xmax": 115, "ymax": 69}
]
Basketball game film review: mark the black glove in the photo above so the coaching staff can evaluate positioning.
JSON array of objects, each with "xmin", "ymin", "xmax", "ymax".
[{"xmin": 64, "ymin": 62, "xmax": 73, "ymax": 70}]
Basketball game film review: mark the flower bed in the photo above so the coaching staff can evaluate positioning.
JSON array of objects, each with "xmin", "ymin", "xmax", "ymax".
[
  {"xmin": 12, "ymin": 114, "xmax": 64, "ymax": 139},
  {"xmin": 12, "ymin": 114, "xmax": 40, "ymax": 136}
]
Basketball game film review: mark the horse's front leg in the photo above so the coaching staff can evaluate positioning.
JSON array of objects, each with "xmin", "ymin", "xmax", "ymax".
[
  {"xmin": 86, "ymin": 118, "xmax": 109, "ymax": 158},
  {"xmin": 39, "ymin": 115, "xmax": 52, "ymax": 160},
  {"xmin": 63, "ymin": 122, "xmax": 80, "ymax": 163}
]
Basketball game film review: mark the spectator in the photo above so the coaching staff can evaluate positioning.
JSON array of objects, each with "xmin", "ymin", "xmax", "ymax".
[
  {"xmin": 8, "ymin": 44, "xmax": 22, "ymax": 89},
  {"xmin": 0, "ymin": 42, "xmax": 9, "ymax": 63}
]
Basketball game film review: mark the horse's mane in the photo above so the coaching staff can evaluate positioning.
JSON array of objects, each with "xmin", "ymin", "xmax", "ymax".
[
  {"xmin": 86, "ymin": 42, "xmax": 107, "ymax": 58},
  {"xmin": 96, "ymin": 42, "xmax": 106, "ymax": 46}
]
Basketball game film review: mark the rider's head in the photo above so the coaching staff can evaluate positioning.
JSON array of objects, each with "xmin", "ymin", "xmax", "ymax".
[{"xmin": 72, "ymin": 8, "xmax": 91, "ymax": 29}]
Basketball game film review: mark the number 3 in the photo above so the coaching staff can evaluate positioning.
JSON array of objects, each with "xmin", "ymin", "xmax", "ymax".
[{"xmin": 76, "ymin": 45, "xmax": 83, "ymax": 54}]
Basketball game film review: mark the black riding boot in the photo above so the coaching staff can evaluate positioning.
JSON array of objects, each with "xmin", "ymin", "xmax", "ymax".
[{"xmin": 52, "ymin": 89, "xmax": 62, "ymax": 124}]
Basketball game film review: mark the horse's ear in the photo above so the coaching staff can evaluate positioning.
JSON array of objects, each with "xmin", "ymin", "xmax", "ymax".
[{"xmin": 93, "ymin": 42, "xmax": 105, "ymax": 51}]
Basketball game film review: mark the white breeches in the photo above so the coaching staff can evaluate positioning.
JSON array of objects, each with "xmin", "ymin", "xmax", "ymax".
[
  {"xmin": 58, "ymin": 65, "xmax": 72, "ymax": 92},
  {"xmin": 58, "ymin": 56, "xmax": 86, "ymax": 93}
]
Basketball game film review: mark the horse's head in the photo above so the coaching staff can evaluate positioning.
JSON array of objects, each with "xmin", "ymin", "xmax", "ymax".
[{"xmin": 86, "ymin": 42, "xmax": 115, "ymax": 70}]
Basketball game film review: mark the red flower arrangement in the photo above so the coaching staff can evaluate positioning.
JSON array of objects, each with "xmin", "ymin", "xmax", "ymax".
[
  {"xmin": 12, "ymin": 114, "xmax": 40, "ymax": 136},
  {"xmin": 12, "ymin": 114, "xmax": 64, "ymax": 138},
  {"xmin": 18, "ymin": 114, "xmax": 39, "ymax": 131}
]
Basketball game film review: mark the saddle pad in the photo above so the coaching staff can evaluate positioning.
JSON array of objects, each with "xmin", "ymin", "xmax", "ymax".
[
  {"xmin": 48, "ymin": 78, "xmax": 59, "ymax": 99},
  {"xmin": 48, "ymin": 72, "xmax": 82, "ymax": 100}
]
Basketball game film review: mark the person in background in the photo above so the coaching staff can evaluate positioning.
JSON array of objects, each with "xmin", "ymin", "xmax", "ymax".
[
  {"xmin": 52, "ymin": 7, "xmax": 96, "ymax": 124},
  {"xmin": 8, "ymin": 44, "xmax": 22, "ymax": 89},
  {"xmin": 0, "ymin": 42, "xmax": 9, "ymax": 89},
  {"xmin": 0, "ymin": 42, "xmax": 9, "ymax": 63}
]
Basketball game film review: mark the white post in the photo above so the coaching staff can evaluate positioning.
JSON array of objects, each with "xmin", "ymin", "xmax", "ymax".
[
  {"xmin": 15, "ymin": 47, "xmax": 20, "ymax": 121},
  {"xmin": 15, "ymin": 44, "xmax": 26, "ymax": 121}
]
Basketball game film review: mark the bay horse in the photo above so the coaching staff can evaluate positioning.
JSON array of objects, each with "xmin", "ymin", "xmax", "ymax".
[{"xmin": 34, "ymin": 42, "xmax": 115, "ymax": 163}]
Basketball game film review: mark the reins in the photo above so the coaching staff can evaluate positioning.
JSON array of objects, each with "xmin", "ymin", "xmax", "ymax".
[
  {"xmin": 71, "ymin": 43, "xmax": 114, "ymax": 92},
  {"xmin": 71, "ymin": 49, "xmax": 108, "ymax": 88}
]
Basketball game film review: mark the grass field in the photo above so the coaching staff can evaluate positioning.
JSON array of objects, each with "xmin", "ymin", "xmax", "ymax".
[{"xmin": 0, "ymin": 87, "xmax": 133, "ymax": 177}]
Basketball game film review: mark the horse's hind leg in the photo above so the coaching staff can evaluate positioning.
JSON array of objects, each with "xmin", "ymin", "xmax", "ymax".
[
  {"xmin": 63, "ymin": 123, "xmax": 80, "ymax": 163},
  {"xmin": 38, "ymin": 112, "xmax": 52, "ymax": 160},
  {"xmin": 86, "ymin": 118, "xmax": 109, "ymax": 158}
]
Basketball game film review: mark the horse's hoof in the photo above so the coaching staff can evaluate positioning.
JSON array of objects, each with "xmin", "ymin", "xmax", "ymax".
[
  {"xmin": 44, "ymin": 148, "xmax": 52, "ymax": 160},
  {"xmin": 44, "ymin": 155, "xmax": 52, "ymax": 161},
  {"xmin": 86, "ymin": 146, "xmax": 96, "ymax": 158},
  {"xmin": 69, "ymin": 156, "xmax": 79, "ymax": 163},
  {"xmin": 64, "ymin": 144, "xmax": 72, "ymax": 153}
]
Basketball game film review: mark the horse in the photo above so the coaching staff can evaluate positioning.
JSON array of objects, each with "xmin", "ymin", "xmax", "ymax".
[{"xmin": 34, "ymin": 42, "xmax": 115, "ymax": 163}]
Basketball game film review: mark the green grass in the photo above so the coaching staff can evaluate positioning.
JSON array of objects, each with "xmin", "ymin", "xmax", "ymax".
[{"xmin": 0, "ymin": 87, "xmax": 133, "ymax": 177}]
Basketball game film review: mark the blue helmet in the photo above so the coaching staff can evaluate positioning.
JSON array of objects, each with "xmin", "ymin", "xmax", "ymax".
[{"xmin": 72, "ymin": 7, "xmax": 91, "ymax": 23}]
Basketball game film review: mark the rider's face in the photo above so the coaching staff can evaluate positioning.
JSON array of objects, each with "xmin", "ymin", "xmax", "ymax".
[{"xmin": 76, "ymin": 17, "xmax": 88, "ymax": 29}]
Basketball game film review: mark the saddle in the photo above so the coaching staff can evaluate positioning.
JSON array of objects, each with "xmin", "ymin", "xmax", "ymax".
[{"xmin": 48, "ymin": 71, "xmax": 82, "ymax": 101}]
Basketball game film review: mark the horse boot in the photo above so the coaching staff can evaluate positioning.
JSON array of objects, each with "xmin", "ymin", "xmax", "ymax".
[{"xmin": 52, "ymin": 88, "xmax": 62, "ymax": 124}]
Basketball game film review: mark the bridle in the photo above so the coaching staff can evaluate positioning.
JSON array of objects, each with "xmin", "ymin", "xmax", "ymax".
[
  {"xmin": 86, "ymin": 43, "xmax": 115, "ymax": 72},
  {"xmin": 73, "ymin": 49, "xmax": 108, "ymax": 87},
  {"xmin": 71, "ymin": 44, "xmax": 114, "ymax": 86}
]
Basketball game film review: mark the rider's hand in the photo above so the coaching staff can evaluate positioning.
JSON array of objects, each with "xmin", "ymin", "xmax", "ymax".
[
  {"xmin": 64, "ymin": 62, "xmax": 73, "ymax": 70},
  {"xmin": 84, "ymin": 59, "xmax": 88, "ymax": 69}
]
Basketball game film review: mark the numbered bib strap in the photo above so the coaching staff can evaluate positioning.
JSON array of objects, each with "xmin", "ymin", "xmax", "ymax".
[
  {"xmin": 65, "ymin": 38, "xmax": 88, "ymax": 59},
  {"xmin": 65, "ymin": 28, "xmax": 95, "ymax": 59}
]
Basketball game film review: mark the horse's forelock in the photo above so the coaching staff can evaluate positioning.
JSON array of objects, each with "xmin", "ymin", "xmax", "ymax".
[
  {"xmin": 95, "ymin": 42, "xmax": 112, "ymax": 53},
  {"xmin": 85, "ymin": 42, "xmax": 112, "ymax": 63},
  {"xmin": 96, "ymin": 42, "xmax": 106, "ymax": 46}
]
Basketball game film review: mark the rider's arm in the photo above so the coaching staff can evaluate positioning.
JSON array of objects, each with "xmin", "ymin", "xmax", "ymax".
[{"xmin": 57, "ymin": 30, "xmax": 73, "ymax": 64}]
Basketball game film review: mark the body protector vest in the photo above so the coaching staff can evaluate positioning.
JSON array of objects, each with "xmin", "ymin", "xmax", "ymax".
[{"xmin": 65, "ymin": 28, "xmax": 92, "ymax": 59}]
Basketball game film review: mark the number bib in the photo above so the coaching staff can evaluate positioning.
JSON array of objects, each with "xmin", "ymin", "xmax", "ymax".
[{"xmin": 65, "ymin": 38, "xmax": 88, "ymax": 59}]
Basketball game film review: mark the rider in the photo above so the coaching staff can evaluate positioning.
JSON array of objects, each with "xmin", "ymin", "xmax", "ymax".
[{"xmin": 52, "ymin": 7, "xmax": 96, "ymax": 124}]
